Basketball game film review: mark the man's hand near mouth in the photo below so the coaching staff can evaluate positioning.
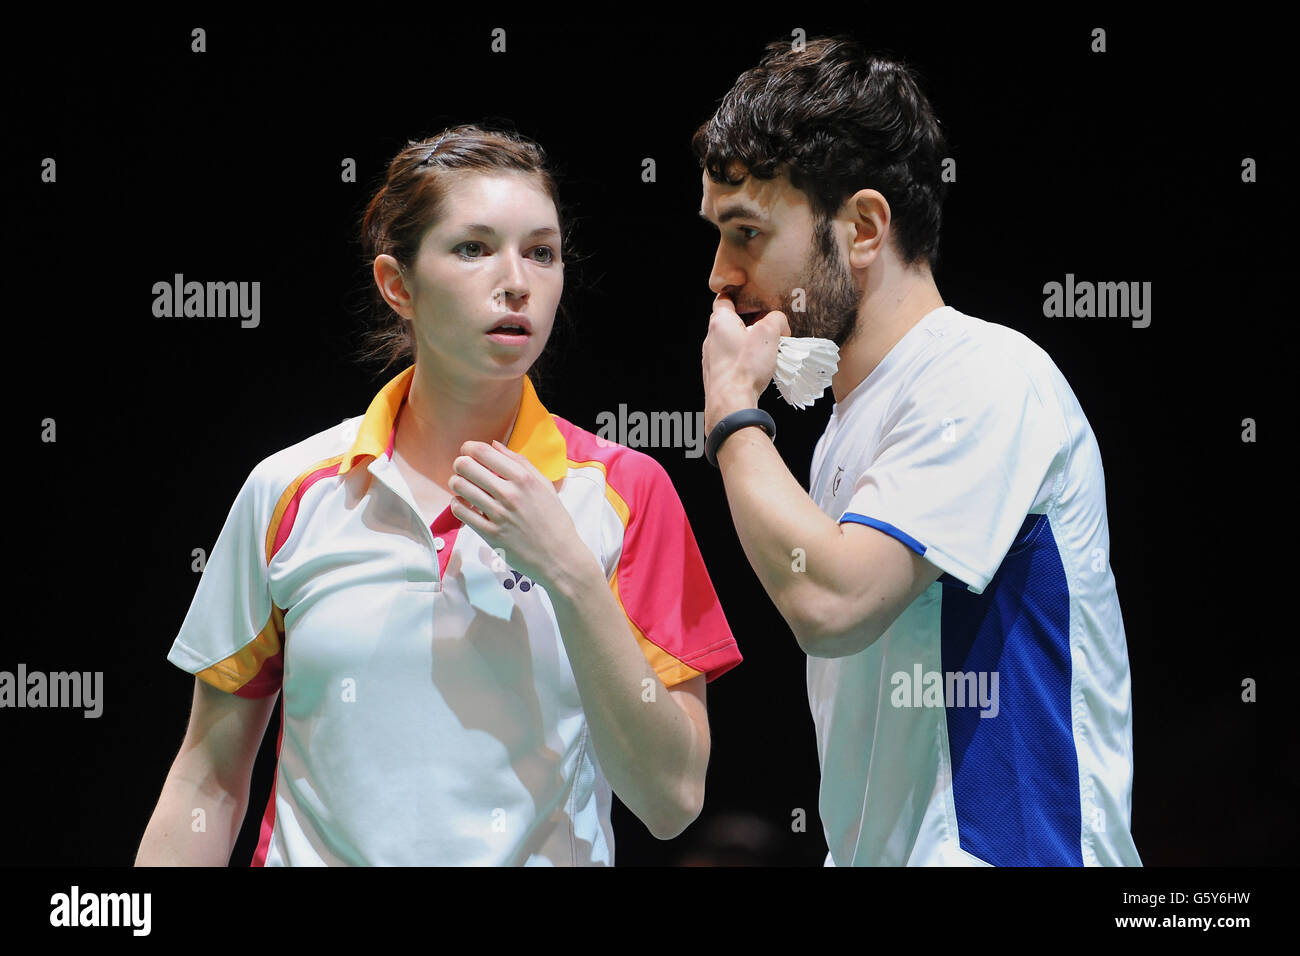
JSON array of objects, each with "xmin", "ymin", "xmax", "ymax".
[{"xmin": 701, "ymin": 293, "xmax": 789, "ymax": 434}]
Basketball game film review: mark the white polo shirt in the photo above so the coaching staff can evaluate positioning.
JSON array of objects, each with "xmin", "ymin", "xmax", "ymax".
[
  {"xmin": 808, "ymin": 305, "xmax": 1140, "ymax": 866},
  {"xmin": 166, "ymin": 366, "xmax": 741, "ymax": 866}
]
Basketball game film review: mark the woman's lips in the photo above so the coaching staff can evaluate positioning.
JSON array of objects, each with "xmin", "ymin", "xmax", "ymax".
[
  {"xmin": 486, "ymin": 330, "xmax": 531, "ymax": 346},
  {"xmin": 486, "ymin": 312, "xmax": 533, "ymax": 345},
  {"xmin": 488, "ymin": 313, "xmax": 533, "ymax": 335}
]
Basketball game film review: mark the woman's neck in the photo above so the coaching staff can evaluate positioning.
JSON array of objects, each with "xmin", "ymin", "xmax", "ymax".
[{"xmin": 395, "ymin": 363, "xmax": 525, "ymax": 484}]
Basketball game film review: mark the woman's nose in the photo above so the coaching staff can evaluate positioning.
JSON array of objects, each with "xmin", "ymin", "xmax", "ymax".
[{"xmin": 497, "ymin": 252, "xmax": 530, "ymax": 300}]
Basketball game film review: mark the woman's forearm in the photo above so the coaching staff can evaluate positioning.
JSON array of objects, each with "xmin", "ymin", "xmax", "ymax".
[
  {"xmin": 135, "ymin": 757, "xmax": 248, "ymax": 866},
  {"xmin": 543, "ymin": 554, "xmax": 707, "ymax": 841}
]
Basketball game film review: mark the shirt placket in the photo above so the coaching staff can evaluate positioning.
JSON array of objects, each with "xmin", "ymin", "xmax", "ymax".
[{"xmin": 368, "ymin": 456, "xmax": 461, "ymax": 592}]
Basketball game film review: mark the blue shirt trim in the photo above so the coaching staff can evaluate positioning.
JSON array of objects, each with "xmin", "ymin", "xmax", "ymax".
[{"xmin": 839, "ymin": 513, "xmax": 927, "ymax": 556}]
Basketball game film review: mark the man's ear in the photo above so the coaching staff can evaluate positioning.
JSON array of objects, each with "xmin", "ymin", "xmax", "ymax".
[{"xmin": 845, "ymin": 189, "xmax": 890, "ymax": 269}]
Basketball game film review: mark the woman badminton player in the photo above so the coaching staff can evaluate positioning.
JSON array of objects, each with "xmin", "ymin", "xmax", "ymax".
[{"xmin": 136, "ymin": 125, "xmax": 741, "ymax": 865}]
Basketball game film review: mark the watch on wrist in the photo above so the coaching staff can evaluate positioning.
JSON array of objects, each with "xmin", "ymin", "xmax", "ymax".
[{"xmin": 705, "ymin": 408, "xmax": 776, "ymax": 467}]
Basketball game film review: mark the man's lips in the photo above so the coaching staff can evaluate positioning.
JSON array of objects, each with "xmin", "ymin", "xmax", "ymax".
[{"xmin": 737, "ymin": 308, "xmax": 770, "ymax": 326}]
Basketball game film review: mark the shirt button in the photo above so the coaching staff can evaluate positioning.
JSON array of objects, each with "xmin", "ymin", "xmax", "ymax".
[{"xmin": 433, "ymin": 537, "xmax": 445, "ymax": 551}]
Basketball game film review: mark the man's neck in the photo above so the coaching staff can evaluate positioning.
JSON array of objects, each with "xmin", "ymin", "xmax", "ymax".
[{"xmin": 831, "ymin": 268, "xmax": 945, "ymax": 405}]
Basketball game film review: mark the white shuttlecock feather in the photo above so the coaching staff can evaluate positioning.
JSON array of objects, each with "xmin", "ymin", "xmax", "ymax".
[{"xmin": 773, "ymin": 336, "xmax": 840, "ymax": 408}]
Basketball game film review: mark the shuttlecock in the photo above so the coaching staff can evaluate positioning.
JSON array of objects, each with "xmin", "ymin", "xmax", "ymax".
[{"xmin": 774, "ymin": 336, "xmax": 839, "ymax": 408}]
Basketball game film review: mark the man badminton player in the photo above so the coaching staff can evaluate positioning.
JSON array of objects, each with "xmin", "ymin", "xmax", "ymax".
[{"xmin": 695, "ymin": 36, "xmax": 1141, "ymax": 866}]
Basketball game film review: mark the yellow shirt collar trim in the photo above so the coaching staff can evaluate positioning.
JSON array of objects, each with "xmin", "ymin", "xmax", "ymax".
[{"xmin": 339, "ymin": 366, "xmax": 568, "ymax": 480}]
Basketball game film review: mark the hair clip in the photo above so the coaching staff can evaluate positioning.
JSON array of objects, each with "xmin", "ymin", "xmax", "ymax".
[{"xmin": 419, "ymin": 133, "xmax": 451, "ymax": 166}]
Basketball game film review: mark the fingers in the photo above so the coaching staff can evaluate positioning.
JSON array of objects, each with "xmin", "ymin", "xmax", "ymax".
[
  {"xmin": 449, "ymin": 472, "xmax": 500, "ymax": 522},
  {"xmin": 452, "ymin": 450, "xmax": 502, "ymax": 488},
  {"xmin": 457, "ymin": 440, "xmax": 526, "ymax": 484},
  {"xmin": 450, "ymin": 439, "xmax": 541, "ymax": 518},
  {"xmin": 451, "ymin": 450, "xmax": 511, "ymax": 517},
  {"xmin": 449, "ymin": 493, "xmax": 493, "ymax": 529}
]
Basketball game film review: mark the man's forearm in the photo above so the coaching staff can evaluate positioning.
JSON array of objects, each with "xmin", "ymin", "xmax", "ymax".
[{"xmin": 714, "ymin": 422, "xmax": 848, "ymax": 648}]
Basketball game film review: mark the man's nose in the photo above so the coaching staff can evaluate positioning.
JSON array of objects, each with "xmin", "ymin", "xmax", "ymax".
[{"xmin": 708, "ymin": 241, "xmax": 744, "ymax": 296}]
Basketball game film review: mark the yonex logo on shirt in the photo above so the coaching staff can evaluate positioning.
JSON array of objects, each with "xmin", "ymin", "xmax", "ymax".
[
  {"xmin": 502, "ymin": 570, "xmax": 534, "ymax": 592},
  {"xmin": 489, "ymin": 549, "xmax": 538, "ymax": 592}
]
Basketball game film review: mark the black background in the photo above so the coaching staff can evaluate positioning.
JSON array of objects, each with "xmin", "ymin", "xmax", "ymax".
[{"xmin": 7, "ymin": 10, "xmax": 1292, "ymax": 870}]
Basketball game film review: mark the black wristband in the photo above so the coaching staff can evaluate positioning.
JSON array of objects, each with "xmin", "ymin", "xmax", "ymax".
[{"xmin": 705, "ymin": 408, "xmax": 776, "ymax": 468}]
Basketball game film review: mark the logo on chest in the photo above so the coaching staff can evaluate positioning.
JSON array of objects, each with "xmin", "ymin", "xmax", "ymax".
[
  {"xmin": 490, "ymin": 548, "xmax": 537, "ymax": 593},
  {"xmin": 464, "ymin": 547, "xmax": 543, "ymax": 621},
  {"xmin": 832, "ymin": 465, "xmax": 844, "ymax": 496},
  {"xmin": 502, "ymin": 569, "xmax": 534, "ymax": 592}
]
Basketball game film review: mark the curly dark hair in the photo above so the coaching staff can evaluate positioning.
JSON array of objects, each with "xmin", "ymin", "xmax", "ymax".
[{"xmin": 691, "ymin": 35, "xmax": 949, "ymax": 268}]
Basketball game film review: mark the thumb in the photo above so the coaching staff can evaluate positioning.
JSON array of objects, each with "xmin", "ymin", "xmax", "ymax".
[{"xmin": 758, "ymin": 309, "xmax": 791, "ymax": 338}]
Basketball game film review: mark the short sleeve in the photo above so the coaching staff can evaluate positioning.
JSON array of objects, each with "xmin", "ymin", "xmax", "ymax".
[
  {"xmin": 839, "ymin": 349, "xmax": 1066, "ymax": 595},
  {"xmin": 166, "ymin": 466, "xmax": 285, "ymax": 698},
  {"xmin": 610, "ymin": 457, "xmax": 741, "ymax": 687}
]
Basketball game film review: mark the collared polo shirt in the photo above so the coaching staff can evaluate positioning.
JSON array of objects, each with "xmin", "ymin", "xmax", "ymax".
[{"xmin": 166, "ymin": 365, "xmax": 741, "ymax": 866}]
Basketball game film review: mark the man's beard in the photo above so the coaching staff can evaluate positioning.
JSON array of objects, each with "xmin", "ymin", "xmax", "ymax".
[{"xmin": 778, "ymin": 216, "xmax": 861, "ymax": 347}]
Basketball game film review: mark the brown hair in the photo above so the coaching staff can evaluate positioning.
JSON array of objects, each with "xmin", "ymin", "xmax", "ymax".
[
  {"xmin": 353, "ymin": 124, "xmax": 574, "ymax": 388},
  {"xmin": 692, "ymin": 36, "xmax": 949, "ymax": 269}
]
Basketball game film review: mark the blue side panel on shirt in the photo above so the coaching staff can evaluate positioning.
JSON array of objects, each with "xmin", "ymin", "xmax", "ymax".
[{"xmin": 939, "ymin": 513, "xmax": 1082, "ymax": 866}]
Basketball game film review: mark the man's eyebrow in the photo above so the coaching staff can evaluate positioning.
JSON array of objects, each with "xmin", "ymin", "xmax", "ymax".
[
  {"xmin": 698, "ymin": 204, "xmax": 765, "ymax": 225},
  {"xmin": 462, "ymin": 223, "xmax": 559, "ymax": 238}
]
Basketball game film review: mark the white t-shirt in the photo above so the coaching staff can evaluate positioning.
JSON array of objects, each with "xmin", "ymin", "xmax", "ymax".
[
  {"xmin": 808, "ymin": 305, "xmax": 1140, "ymax": 866},
  {"xmin": 167, "ymin": 366, "xmax": 741, "ymax": 865}
]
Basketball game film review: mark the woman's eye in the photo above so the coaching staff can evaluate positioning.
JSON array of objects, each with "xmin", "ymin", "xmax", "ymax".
[
  {"xmin": 532, "ymin": 246, "xmax": 555, "ymax": 263},
  {"xmin": 455, "ymin": 241, "xmax": 485, "ymax": 258}
]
